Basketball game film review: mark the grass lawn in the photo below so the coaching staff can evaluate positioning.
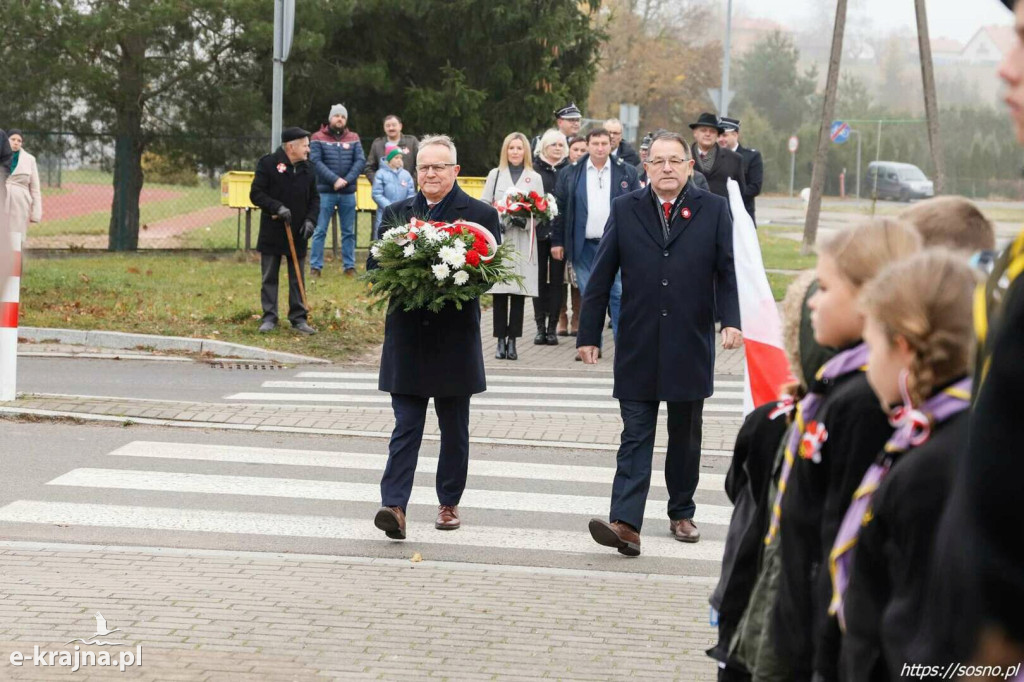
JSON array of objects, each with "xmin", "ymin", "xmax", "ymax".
[{"xmin": 20, "ymin": 252, "xmax": 385, "ymax": 362}]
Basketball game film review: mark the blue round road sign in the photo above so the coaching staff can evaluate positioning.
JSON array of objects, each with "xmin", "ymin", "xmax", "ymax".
[{"xmin": 831, "ymin": 121, "xmax": 850, "ymax": 144}]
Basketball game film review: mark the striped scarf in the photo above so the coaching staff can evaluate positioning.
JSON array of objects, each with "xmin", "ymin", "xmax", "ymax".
[
  {"xmin": 764, "ymin": 343, "xmax": 870, "ymax": 546},
  {"xmin": 828, "ymin": 374, "xmax": 972, "ymax": 629}
]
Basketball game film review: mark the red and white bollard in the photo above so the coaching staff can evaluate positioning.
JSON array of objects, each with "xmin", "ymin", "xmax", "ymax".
[{"xmin": 0, "ymin": 231, "xmax": 21, "ymax": 401}]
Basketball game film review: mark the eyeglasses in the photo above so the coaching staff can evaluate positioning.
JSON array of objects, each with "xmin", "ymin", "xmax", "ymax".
[
  {"xmin": 646, "ymin": 157, "xmax": 689, "ymax": 168},
  {"xmin": 416, "ymin": 163, "xmax": 456, "ymax": 174}
]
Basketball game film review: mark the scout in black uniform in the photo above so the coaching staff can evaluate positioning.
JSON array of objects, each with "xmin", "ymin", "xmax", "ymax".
[
  {"xmin": 770, "ymin": 219, "xmax": 922, "ymax": 680},
  {"xmin": 836, "ymin": 251, "xmax": 978, "ymax": 681}
]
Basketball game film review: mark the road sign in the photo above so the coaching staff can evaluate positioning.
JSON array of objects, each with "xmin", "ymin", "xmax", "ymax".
[
  {"xmin": 706, "ymin": 88, "xmax": 736, "ymax": 116},
  {"xmin": 830, "ymin": 120, "xmax": 851, "ymax": 144},
  {"xmin": 788, "ymin": 136, "xmax": 799, "ymax": 153}
]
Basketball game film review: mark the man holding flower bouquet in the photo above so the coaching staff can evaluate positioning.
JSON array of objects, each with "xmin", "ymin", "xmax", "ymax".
[
  {"xmin": 367, "ymin": 135, "xmax": 503, "ymax": 540},
  {"xmin": 481, "ymin": 132, "xmax": 546, "ymax": 361}
]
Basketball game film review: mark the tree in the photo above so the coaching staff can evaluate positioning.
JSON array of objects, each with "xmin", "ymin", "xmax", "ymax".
[
  {"xmin": 733, "ymin": 32, "xmax": 818, "ymax": 134},
  {"xmin": 272, "ymin": 0, "xmax": 604, "ymax": 174},
  {"xmin": 587, "ymin": 0, "xmax": 719, "ymax": 138}
]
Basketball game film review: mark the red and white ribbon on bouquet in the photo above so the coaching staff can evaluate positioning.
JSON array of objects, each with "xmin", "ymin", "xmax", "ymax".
[
  {"xmin": 495, "ymin": 196, "xmax": 537, "ymax": 263},
  {"xmin": 1, "ymin": 231, "xmax": 22, "ymax": 401}
]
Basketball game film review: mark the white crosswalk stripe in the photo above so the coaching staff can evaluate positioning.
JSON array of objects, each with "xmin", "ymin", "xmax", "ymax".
[
  {"xmin": 0, "ymin": 440, "xmax": 734, "ymax": 567},
  {"xmin": 224, "ymin": 370, "xmax": 746, "ymax": 414}
]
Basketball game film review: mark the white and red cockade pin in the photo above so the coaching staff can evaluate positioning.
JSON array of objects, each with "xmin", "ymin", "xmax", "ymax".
[
  {"xmin": 620, "ymin": 180, "xmax": 628, "ymax": 189},
  {"xmin": 681, "ymin": 207, "xmax": 692, "ymax": 220},
  {"xmin": 343, "ymin": 142, "xmax": 350, "ymax": 149},
  {"xmin": 276, "ymin": 163, "xmax": 286, "ymax": 173}
]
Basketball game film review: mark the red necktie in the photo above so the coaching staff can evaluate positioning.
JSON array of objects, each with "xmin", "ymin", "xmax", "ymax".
[{"xmin": 662, "ymin": 202, "xmax": 672, "ymax": 223}]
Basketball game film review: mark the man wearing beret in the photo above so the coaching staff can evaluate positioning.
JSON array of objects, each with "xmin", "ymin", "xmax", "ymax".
[{"xmin": 249, "ymin": 127, "xmax": 319, "ymax": 335}]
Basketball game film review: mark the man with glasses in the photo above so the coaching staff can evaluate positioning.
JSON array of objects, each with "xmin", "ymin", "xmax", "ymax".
[
  {"xmin": 550, "ymin": 128, "xmax": 639, "ymax": 357},
  {"xmin": 578, "ymin": 131, "xmax": 741, "ymax": 555},
  {"xmin": 369, "ymin": 135, "xmax": 502, "ymax": 541},
  {"xmin": 604, "ymin": 118, "xmax": 640, "ymax": 166}
]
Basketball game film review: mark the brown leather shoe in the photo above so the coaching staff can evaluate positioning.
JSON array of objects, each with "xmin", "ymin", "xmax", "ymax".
[
  {"xmin": 435, "ymin": 505, "xmax": 460, "ymax": 530},
  {"xmin": 374, "ymin": 506, "xmax": 406, "ymax": 540},
  {"xmin": 588, "ymin": 518, "xmax": 641, "ymax": 556},
  {"xmin": 670, "ymin": 518, "xmax": 700, "ymax": 543}
]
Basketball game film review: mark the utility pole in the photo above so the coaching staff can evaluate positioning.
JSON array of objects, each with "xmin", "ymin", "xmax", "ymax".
[
  {"xmin": 721, "ymin": 0, "xmax": 733, "ymax": 117},
  {"xmin": 802, "ymin": 0, "xmax": 848, "ymax": 254},
  {"xmin": 271, "ymin": 0, "xmax": 296, "ymax": 152},
  {"xmin": 915, "ymin": 0, "xmax": 946, "ymax": 194}
]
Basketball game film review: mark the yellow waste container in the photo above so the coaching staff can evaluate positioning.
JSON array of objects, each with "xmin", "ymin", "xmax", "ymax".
[
  {"xmin": 355, "ymin": 175, "xmax": 487, "ymax": 212},
  {"xmin": 221, "ymin": 171, "xmax": 257, "ymax": 209}
]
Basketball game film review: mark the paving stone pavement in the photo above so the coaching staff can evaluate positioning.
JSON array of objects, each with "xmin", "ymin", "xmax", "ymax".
[{"xmin": 0, "ymin": 544, "xmax": 720, "ymax": 681}]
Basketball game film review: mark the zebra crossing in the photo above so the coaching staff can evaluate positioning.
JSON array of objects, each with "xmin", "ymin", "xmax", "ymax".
[
  {"xmin": 0, "ymin": 438, "xmax": 734, "ymax": 574},
  {"xmin": 223, "ymin": 370, "xmax": 747, "ymax": 416}
]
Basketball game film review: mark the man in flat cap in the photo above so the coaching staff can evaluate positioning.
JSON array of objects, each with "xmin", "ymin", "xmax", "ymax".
[
  {"xmin": 718, "ymin": 117, "xmax": 763, "ymax": 225},
  {"xmin": 249, "ymin": 126, "xmax": 319, "ymax": 334},
  {"xmin": 689, "ymin": 113, "xmax": 745, "ymax": 200}
]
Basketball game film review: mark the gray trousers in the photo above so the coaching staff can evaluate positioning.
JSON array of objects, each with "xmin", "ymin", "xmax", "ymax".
[{"xmin": 260, "ymin": 252, "xmax": 307, "ymax": 326}]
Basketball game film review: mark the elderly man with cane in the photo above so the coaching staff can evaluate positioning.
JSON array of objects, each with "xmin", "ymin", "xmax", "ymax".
[{"xmin": 250, "ymin": 127, "xmax": 319, "ymax": 334}]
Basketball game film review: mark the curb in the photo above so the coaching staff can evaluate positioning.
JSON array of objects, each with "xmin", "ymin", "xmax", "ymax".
[{"xmin": 18, "ymin": 327, "xmax": 330, "ymax": 365}]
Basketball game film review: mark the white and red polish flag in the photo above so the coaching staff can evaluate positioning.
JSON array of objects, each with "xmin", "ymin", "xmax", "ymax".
[{"xmin": 726, "ymin": 179, "xmax": 794, "ymax": 414}]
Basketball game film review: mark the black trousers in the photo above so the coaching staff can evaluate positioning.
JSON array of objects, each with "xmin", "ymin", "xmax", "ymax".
[
  {"xmin": 492, "ymin": 294, "xmax": 525, "ymax": 338},
  {"xmin": 609, "ymin": 399, "xmax": 704, "ymax": 532},
  {"xmin": 260, "ymin": 252, "xmax": 307, "ymax": 325},
  {"xmin": 380, "ymin": 393, "xmax": 471, "ymax": 511},
  {"xmin": 533, "ymin": 238, "xmax": 565, "ymax": 331}
]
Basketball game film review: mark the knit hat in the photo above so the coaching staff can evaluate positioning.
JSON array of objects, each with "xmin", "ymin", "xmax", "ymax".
[
  {"xmin": 329, "ymin": 104, "xmax": 348, "ymax": 119},
  {"xmin": 385, "ymin": 146, "xmax": 403, "ymax": 163}
]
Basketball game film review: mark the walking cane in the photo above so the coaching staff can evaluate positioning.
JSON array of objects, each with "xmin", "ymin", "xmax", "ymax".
[{"xmin": 283, "ymin": 221, "xmax": 310, "ymax": 317}]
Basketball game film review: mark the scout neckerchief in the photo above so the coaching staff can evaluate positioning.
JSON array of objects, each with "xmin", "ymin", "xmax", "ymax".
[
  {"xmin": 649, "ymin": 182, "xmax": 690, "ymax": 243},
  {"xmin": 974, "ymin": 228, "xmax": 1024, "ymax": 394},
  {"xmin": 764, "ymin": 342, "xmax": 870, "ymax": 546},
  {"xmin": 828, "ymin": 373, "xmax": 972, "ymax": 630}
]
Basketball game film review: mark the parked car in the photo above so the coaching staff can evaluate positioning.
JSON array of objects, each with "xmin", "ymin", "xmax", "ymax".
[{"xmin": 865, "ymin": 161, "xmax": 935, "ymax": 202}]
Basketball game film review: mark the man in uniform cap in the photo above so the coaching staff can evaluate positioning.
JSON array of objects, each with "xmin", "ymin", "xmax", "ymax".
[
  {"xmin": 533, "ymin": 101, "xmax": 583, "ymax": 153},
  {"xmin": 689, "ymin": 113, "xmax": 745, "ymax": 200},
  {"xmin": 718, "ymin": 116, "xmax": 763, "ymax": 225},
  {"xmin": 249, "ymin": 126, "xmax": 319, "ymax": 334}
]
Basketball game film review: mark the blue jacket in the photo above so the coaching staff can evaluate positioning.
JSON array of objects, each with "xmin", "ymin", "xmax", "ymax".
[
  {"xmin": 371, "ymin": 164, "xmax": 416, "ymax": 230},
  {"xmin": 310, "ymin": 125, "xmax": 366, "ymax": 195},
  {"xmin": 577, "ymin": 183, "xmax": 740, "ymax": 401},
  {"xmin": 550, "ymin": 153, "xmax": 639, "ymax": 263}
]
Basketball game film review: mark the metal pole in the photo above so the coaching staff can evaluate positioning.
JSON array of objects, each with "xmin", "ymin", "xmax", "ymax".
[
  {"xmin": 789, "ymin": 150, "xmax": 796, "ymax": 198},
  {"xmin": 850, "ymin": 130, "xmax": 862, "ymax": 199},
  {"xmin": 873, "ymin": 120, "xmax": 882, "ymax": 198},
  {"xmin": 721, "ymin": 0, "xmax": 733, "ymax": 117},
  {"xmin": 271, "ymin": 0, "xmax": 283, "ymax": 152}
]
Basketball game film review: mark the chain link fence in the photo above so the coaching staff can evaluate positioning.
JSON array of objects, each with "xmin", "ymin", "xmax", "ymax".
[{"xmin": 19, "ymin": 131, "xmax": 376, "ymax": 251}]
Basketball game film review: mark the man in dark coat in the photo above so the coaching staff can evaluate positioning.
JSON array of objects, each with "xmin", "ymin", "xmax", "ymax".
[
  {"xmin": 370, "ymin": 135, "xmax": 502, "ymax": 541},
  {"xmin": 719, "ymin": 117, "xmax": 763, "ymax": 225},
  {"xmin": 249, "ymin": 127, "xmax": 319, "ymax": 334},
  {"xmin": 690, "ymin": 113, "xmax": 746, "ymax": 200},
  {"xmin": 578, "ymin": 131, "xmax": 742, "ymax": 555},
  {"xmin": 605, "ymin": 118, "xmax": 641, "ymax": 166},
  {"xmin": 550, "ymin": 128, "xmax": 640, "ymax": 348},
  {"xmin": 364, "ymin": 113, "xmax": 419, "ymax": 185}
]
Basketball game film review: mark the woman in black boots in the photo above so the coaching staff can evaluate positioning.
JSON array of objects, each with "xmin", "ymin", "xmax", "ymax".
[{"xmin": 531, "ymin": 129, "xmax": 568, "ymax": 346}]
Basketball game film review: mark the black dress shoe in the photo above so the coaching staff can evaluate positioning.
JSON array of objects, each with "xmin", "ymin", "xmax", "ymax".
[
  {"xmin": 545, "ymin": 333, "xmax": 559, "ymax": 345},
  {"xmin": 506, "ymin": 338, "xmax": 518, "ymax": 360},
  {"xmin": 495, "ymin": 337, "xmax": 507, "ymax": 359},
  {"xmin": 534, "ymin": 330, "xmax": 547, "ymax": 345}
]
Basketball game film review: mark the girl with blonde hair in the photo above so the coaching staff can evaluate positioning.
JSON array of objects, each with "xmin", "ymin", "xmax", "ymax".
[{"xmin": 769, "ymin": 217, "xmax": 922, "ymax": 681}]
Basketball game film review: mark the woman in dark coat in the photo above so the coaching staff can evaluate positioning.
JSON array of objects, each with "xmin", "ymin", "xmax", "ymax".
[{"xmin": 532, "ymin": 128, "xmax": 568, "ymax": 345}]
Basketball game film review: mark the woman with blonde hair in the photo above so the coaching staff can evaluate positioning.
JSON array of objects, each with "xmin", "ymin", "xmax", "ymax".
[
  {"xmin": 481, "ymin": 132, "xmax": 543, "ymax": 360},
  {"xmin": 5, "ymin": 130, "xmax": 42, "ymax": 234}
]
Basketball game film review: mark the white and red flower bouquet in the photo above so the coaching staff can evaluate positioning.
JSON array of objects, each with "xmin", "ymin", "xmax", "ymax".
[
  {"xmin": 494, "ymin": 188, "xmax": 558, "ymax": 231},
  {"xmin": 365, "ymin": 217, "xmax": 522, "ymax": 313}
]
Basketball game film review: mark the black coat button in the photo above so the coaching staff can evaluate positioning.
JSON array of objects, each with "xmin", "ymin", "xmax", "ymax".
[
  {"xmin": 661, "ymin": 310, "xmax": 668, "ymax": 317},
  {"xmin": 662, "ymin": 279, "xmax": 668, "ymax": 286},
  {"xmin": 663, "ymin": 250, "xmax": 669, "ymax": 257}
]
